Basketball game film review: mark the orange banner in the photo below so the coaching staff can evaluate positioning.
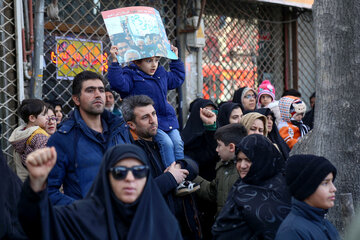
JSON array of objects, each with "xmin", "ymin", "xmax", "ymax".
[{"xmin": 51, "ymin": 37, "xmax": 108, "ymax": 80}]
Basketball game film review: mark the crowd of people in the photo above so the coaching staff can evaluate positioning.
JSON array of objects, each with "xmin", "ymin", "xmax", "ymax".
[{"xmin": 0, "ymin": 42, "xmax": 339, "ymax": 240}]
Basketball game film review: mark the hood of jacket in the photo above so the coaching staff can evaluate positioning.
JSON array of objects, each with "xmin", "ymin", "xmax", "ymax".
[
  {"xmin": 279, "ymin": 95, "xmax": 299, "ymax": 123},
  {"xmin": 9, "ymin": 125, "xmax": 39, "ymax": 154}
]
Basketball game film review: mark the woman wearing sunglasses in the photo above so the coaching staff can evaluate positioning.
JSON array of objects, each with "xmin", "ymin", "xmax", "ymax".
[{"xmin": 18, "ymin": 144, "xmax": 182, "ymax": 239}]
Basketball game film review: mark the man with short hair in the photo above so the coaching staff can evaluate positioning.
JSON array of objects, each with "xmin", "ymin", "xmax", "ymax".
[
  {"xmin": 47, "ymin": 71, "xmax": 130, "ymax": 206},
  {"xmin": 105, "ymin": 88, "xmax": 122, "ymax": 116},
  {"xmin": 121, "ymin": 95, "xmax": 202, "ymax": 239}
]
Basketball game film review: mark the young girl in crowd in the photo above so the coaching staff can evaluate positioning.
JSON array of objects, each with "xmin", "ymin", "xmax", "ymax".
[
  {"xmin": 275, "ymin": 154, "xmax": 339, "ymax": 239},
  {"xmin": 278, "ymin": 96, "xmax": 310, "ymax": 149},
  {"xmin": 9, "ymin": 99, "xmax": 50, "ymax": 181},
  {"xmin": 257, "ymin": 80, "xmax": 276, "ymax": 108}
]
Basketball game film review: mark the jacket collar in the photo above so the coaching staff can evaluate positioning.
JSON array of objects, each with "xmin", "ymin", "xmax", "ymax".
[
  {"xmin": 292, "ymin": 197, "xmax": 328, "ymax": 221},
  {"xmin": 58, "ymin": 108, "xmax": 125, "ymax": 134}
]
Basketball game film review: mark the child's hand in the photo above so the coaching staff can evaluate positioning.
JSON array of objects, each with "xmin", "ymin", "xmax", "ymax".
[
  {"xmin": 110, "ymin": 45, "xmax": 119, "ymax": 63},
  {"xmin": 170, "ymin": 45, "xmax": 178, "ymax": 57}
]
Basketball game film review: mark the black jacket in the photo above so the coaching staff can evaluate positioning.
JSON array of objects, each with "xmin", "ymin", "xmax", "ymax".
[{"xmin": 213, "ymin": 135, "xmax": 291, "ymax": 240}]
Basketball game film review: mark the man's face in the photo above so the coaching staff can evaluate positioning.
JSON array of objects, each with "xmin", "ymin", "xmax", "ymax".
[
  {"xmin": 117, "ymin": 42, "xmax": 130, "ymax": 57},
  {"xmin": 72, "ymin": 79, "xmax": 105, "ymax": 116},
  {"xmin": 128, "ymin": 105, "xmax": 158, "ymax": 141},
  {"xmin": 105, "ymin": 91, "xmax": 115, "ymax": 109}
]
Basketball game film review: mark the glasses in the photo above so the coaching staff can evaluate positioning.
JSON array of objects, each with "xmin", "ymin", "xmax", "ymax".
[
  {"xmin": 244, "ymin": 94, "xmax": 256, "ymax": 99},
  {"xmin": 47, "ymin": 116, "xmax": 58, "ymax": 122},
  {"xmin": 109, "ymin": 165, "xmax": 149, "ymax": 180}
]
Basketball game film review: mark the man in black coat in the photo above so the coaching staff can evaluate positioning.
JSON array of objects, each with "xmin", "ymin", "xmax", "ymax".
[{"xmin": 121, "ymin": 95, "xmax": 202, "ymax": 240}]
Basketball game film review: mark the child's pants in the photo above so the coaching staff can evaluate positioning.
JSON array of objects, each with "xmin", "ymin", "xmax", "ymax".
[{"xmin": 155, "ymin": 128, "xmax": 184, "ymax": 167}]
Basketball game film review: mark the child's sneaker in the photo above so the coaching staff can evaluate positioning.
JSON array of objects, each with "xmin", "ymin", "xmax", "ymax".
[{"xmin": 176, "ymin": 180, "xmax": 200, "ymax": 197}]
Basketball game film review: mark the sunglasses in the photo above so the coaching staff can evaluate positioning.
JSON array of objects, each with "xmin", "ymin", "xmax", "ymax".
[{"xmin": 109, "ymin": 165, "xmax": 149, "ymax": 180}]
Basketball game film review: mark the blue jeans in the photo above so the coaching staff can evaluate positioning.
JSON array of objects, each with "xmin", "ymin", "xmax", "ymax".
[{"xmin": 155, "ymin": 129, "xmax": 184, "ymax": 167}]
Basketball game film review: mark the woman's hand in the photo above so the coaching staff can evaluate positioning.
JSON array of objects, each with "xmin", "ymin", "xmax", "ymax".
[
  {"xmin": 200, "ymin": 108, "xmax": 217, "ymax": 125},
  {"xmin": 26, "ymin": 147, "xmax": 57, "ymax": 192}
]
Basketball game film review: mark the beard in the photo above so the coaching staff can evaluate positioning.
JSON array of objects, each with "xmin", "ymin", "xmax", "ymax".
[
  {"xmin": 105, "ymin": 105, "xmax": 114, "ymax": 112},
  {"xmin": 136, "ymin": 124, "xmax": 158, "ymax": 139}
]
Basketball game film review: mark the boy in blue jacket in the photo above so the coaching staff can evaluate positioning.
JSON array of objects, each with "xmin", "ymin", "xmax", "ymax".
[
  {"xmin": 275, "ymin": 154, "xmax": 340, "ymax": 240},
  {"xmin": 108, "ymin": 45, "xmax": 197, "ymax": 194}
]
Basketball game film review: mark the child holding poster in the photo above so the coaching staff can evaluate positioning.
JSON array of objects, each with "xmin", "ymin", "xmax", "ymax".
[{"xmin": 108, "ymin": 45, "xmax": 200, "ymax": 195}]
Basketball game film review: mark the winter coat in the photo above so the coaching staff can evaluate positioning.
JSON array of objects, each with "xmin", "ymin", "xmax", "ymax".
[
  {"xmin": 213, "ymin": 135, "xmax": 291, "ymax": 240},
  {"xmin": 107, "ymin": 59, "xmax": 185, "ymax": 132},
  {"xmin": 132, "ymin": 135, "xmax": 202, "ymax": 239},
  {"xmin": 9, "ymin": 125, "xmax": 49, "ymax": 181},
  {"xmin": 18, "ymin": 144, "xmax": 182, "ymax": 240},
  {"xmin": 0, "ymin": 148, "xmax": 27, "ymax": 239},
  {"xmin": 182, "ymin": 98, "xmax": 219, "ymax": 181},
  {"xmin": 46, "ymin": 108, "xmax": 131, "ymax": 206},
  {"xmin": 278, "ymin": 96, "xmax": 310, "ymax": 149},
  {"xmin": 194, "ymin": 159, "xmax": 239, "ymax": 216},
  {"xmin": 275, "ymin": 198, "xmax": 340, "ymax": 240}
]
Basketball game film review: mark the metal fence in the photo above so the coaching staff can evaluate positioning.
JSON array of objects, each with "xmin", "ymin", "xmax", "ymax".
[
  {"xmin": 297, "ymin": 10, "xmax": 315, "ymax": 108},
  {"xmin": 0, "ymin": 0, "xmax": 17, "ymax": 162},
  {"xmin": 1, "ymin": 0, "xmax": 178, "ymax": 160},
  {"xmin": 202, "ymin": 0, "xmax": 285, "ymax": 104}
]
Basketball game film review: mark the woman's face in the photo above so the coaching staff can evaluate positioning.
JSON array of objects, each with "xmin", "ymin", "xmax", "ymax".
[
  {"xmin": 242, "ymin": 90, "xmax": 256, "ymax": 111},
  {"xmin": 266, "ymin": 115, "xmax": 274, "ymax": 133},
  {"xmin": 55, "ymin": 105, "xmax": 63, "ymax": 124},
  {"xmin": 248, "ymin": 119, "xmax": 264, "ymax": 135},
  {"xmin": 236, "ymin": 151, "xmax": 252, "ymax": 178},
  {"xmin": 229, "ymin": 107, "xmax": 243, "ymax": 124},
  {"xmin": 109, "ymin": 158, "xmax": 147, "ymax": 204},
  {"xmin": 45, "ymin": 109, "xmax": 57, "ymax": 135}
]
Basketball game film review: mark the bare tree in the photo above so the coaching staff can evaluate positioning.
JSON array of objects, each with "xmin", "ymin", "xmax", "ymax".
[{"xmin": 292, "ymin": 0, "xmax": 360, "ymax": 232}]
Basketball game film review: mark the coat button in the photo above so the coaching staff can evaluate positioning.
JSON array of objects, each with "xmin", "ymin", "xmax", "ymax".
[{"xmin": 169, "ymin": 126, "xmax": 173, "ymax": 129}]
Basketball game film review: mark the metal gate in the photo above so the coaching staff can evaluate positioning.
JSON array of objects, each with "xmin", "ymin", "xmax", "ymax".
[
  {"xmin": 297, "ymin": 10, "xmax": 315, "ymax": 107},
  {"xmin": 1, "ymin": 0, "xmax": 178, "ymax": 161},
  {"xmin": 202, "ymin": 0, "xmax": 285, "ymax": 104},
  {"xmin": 0, "ymin": 0, "xmax": 17, "ymax": 162},
  {"xmin": 43, "ymin": 0, "xmax": 178, "ymax": 114}
]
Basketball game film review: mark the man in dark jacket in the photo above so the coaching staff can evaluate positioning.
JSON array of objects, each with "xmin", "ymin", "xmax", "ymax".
[
  {"xmin": 47, "ymin": 71, "xmax": 131, "ymax": 206},
  {"xmin": 121, "ymin": 95, "xmax": 202, "ymax": 239}
]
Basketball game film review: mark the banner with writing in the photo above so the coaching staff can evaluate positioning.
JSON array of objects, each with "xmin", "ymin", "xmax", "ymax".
[{"xmin": 101, "ymin": 6, "xmax": 177, "ymax": 63}]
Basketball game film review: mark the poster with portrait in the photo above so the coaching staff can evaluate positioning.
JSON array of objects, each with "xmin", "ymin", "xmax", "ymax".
[{"xmin": 101, "ymin": 6, "xmax": 177, "ymax": 63}]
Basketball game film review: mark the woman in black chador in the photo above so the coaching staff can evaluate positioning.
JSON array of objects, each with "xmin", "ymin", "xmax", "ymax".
[
  {"xmin": 18, "ymin": 144, "xmax": 182, "ymax": 240},
  {"xmin": 212, "ymin": 134, "xmax": 291, "ymax": 240}
]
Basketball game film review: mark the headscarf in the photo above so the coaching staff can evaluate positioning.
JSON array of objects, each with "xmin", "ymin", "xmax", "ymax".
[
  {"xmin": 255, "ymin": 108, "xmax": 290, "ymax": 160},
  {"xmin": 182, "ymin": 98, "xmax": 217, "ymax": 146},
  {"xmin": 236, "ymin": 134, "xmax": 285, "ymax": 185},
  {"xmin": 232, "ymin": 87, "xmax": 256, "ymax": 111},
  {"xmin": 212, "ymin": 135, "xmax": 290, "ymax": 239},
  {"xmin": 86, "ymin": 144, "xmax": 182, "ymax": 240},
  {"xmin": 240, "ymin": 112, "xmax": 268, "ymax": 137},
  {"xmin": 217, "ymin": 102, "xmax": 242, "ymax": 127}
]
